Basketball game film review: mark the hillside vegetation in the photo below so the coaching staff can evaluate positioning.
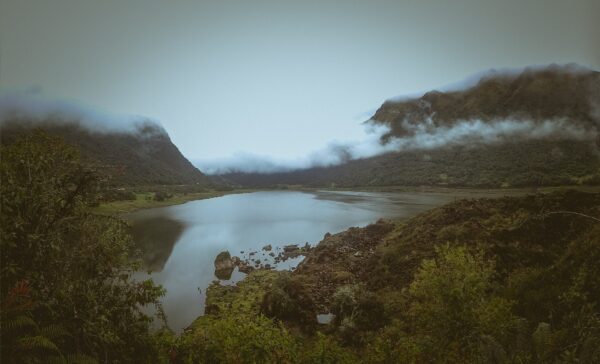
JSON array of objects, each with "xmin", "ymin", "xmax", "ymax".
[
  {"xmin": 1, "ymin": 119, "xmax": 210, "ymax": 186},
  {"xmin": 2, "ymin": 132, "xmax": 599, "ymax": 363},
  {"xmin": 0, "ymin": 133, "xmax": 167, "ymax": 363},
  {"xmin": 223, "ymin": 139, "xmax": 600, "ymax": 188},
  {"xmin": 373, "ymin": 64, "xmax": 599, "ymax": 139}
]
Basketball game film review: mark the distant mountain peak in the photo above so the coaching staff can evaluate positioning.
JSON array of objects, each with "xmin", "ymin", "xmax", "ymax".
[{"xmin": 374, "ymin": 63, "xmax": 600, "ymax": 141}]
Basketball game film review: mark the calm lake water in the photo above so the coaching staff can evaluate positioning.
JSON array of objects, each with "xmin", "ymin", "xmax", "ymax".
[{"xmin": 125, "ymin": 190, "xmax": 510, "ymax": 332}]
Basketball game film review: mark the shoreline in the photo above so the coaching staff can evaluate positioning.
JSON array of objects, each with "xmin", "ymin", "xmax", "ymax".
[
  {"xmin": 92, "ymin": 189, "xmax": 257, "ymax": 215},
  {"xmin": 92, "ymin": 184, "xmax": 600, "ymax": 215}
]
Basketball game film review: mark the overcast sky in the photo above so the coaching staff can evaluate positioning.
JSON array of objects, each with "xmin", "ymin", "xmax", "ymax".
[{"xmin": 1, "ymin": 0, "xmax": 599, "ymax": 162}]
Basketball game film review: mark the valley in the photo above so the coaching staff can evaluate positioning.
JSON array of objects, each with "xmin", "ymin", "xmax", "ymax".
[{"xmin": 2, "ymin": 63, "xmax": 599, "ymax": 363}]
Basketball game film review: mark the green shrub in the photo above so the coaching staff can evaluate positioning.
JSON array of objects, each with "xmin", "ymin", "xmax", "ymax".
[
  {"xmin": 0, "ymin": 132, "xmax": 165, "ymax": 362},
  {"xmin": 175, "ymin": 314, "xmax": 298, "ymax": 363},
  {"xmin": 261, "ymin": 272, "xmax": 318, "ymax": 330}
]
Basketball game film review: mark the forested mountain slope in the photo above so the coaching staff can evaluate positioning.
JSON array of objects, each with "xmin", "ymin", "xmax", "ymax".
[{"xmin": 1, "ymin": 119, "xmax": 210, "ymax": 186}]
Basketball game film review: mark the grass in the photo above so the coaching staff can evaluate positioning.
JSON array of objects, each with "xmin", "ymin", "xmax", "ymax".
[
  {"xmin": 92, "ymin": 189, "xmax": 252, "ymax": 215},
  {"xmin": 204, "ymin": 270, "xmax": 280, "ymax": 318}
]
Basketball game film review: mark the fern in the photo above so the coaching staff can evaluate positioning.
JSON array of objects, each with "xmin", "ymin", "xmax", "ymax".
[
  {"xmin": 65, "ymin": 353, "xmax": 100, "ymax": 364},
  {"xmin": 18, "ymin": 335, "xmax": 61, "ymax": 352},
  {"xmin": 532, "ymin": 322, "xmax": 552, "ymax": 361},
  {"xmin": 39, "ymin": 324, "xmax": 71, "ymax": 340},
  {"xmin": 1, "ymin": 314, "xmax": 38, "ymax": 332},
  {"xmin": 43, "ymin": 353, "xmax": 101, "ymax": 364}
]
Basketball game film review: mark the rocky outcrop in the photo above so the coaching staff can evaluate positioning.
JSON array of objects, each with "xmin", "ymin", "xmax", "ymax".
[
  {"xmin": 214, "ymin": 251, "xmax": 235, "ymax": 280},
  {"xmin": 293, "ymin": 219, "xmax": 395, "ymax": 310}
]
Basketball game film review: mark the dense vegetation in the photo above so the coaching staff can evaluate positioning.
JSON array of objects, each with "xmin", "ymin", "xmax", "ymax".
[
  {"xmin": 0, "ymin": 133, "xmax": 166, "ymax": 363},
  {"xmin": 2, "ymin": 132, "xmax": 599, "ymax": 363},
  {"xmin": 223, "ymin": 139, "xmax": 600, "ymax": 188},
  {"xmin": 171, "ymin": 190, "xmax": 600, "ymax": 363}
]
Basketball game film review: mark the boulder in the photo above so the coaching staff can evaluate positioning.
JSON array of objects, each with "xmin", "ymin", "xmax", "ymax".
[
  {"xmin": 284, "ymin": 244, "xmax": 299, "ymax": 252},
  {"xmin": 214, "ymin": 251, "xmax": 234, "ymax": 280}
]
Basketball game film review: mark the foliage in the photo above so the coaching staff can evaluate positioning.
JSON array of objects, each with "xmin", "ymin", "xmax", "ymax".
[
  {"xmin": 401, "ymin": 245, "xmax": 519, "ymax": 362},
  {"xmin": 1, "ymin": 281, "xmax": 69, "ymax": 363},
  {"xmin": 330, "ymin": 284, "xmax": 386, "ymax": 344},
  {"xmin": 153, "ymin": 191, "xmax": 172, "ymax": 202},
  {"xmin": 97, "ymin": 188, "xmax": 136, "ymax": 203},
  {"xmin": 222, "ymin": 140, "xmax": 600, "ymax": 188},
  {"xmin": 2, "ymin": 132, "xmax": 599, "ymax": 363},
  {"xmin": 298, "ymin": 333, "xmax": 360, "ymax": 364},
  {"xmin": 0, "ymin": 132, "xmax": 165, "ymax": 362},
  {"xmin": 261, "ymin": 272, "xmax": 318, "ymax": 330},
  {"xmin": 174, "ymin": 314, "xmax": 298, "ymax": 363}
]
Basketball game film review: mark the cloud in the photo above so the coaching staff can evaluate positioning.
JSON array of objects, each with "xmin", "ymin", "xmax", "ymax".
[
  {"xmin": 386, "ymin": 118, "xmax": 595, "ymax": 150},
  {"xmin": 0, "ymin": 89, "xmax": 165, "ymax": 134},
  {"xmin": 196, "ymin": 117, "xmax": 597, "ymax": 175}
]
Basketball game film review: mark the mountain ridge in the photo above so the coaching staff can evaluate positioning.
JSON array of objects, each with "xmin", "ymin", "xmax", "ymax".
[
  {"xmin": 372, "ymin": 63, "xmax": 599, "ymax": 141},
  {"xmin": 0, "ymin": 118, "xmax": 210, "ymax": 186}
]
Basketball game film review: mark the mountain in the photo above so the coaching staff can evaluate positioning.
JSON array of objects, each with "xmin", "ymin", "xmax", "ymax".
[
  {"xmin": 373, "ymin": 63, "xmax": 599, "ymax": 141},
  {"xmin": 221, "ymin": 64, "xmax": 600, "ymax": 188},
  {"xmin": 0, "ymin": 119, "xmax": 211, "ymax": 186}
]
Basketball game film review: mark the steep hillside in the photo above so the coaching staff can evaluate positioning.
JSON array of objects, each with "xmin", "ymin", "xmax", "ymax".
[
  {"xmin": 0, "ymin": 119, "xmax": 210, "ymax": 186},
  {"xmin": 221, "ymin": 65, "xmax": 600, "ymax": 188},
  {"xmin": 374, "ymin": 64, "xmax": 599, "ymax": 140}
]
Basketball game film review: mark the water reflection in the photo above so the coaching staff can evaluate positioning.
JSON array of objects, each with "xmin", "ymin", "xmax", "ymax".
[{"xmin": 130, "ymin": 216, "xmax": 185, "ymax": 272}]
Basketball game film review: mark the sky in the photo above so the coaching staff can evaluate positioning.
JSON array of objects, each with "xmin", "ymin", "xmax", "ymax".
[{"xmin": 1, "ymin": 0, "xmax": 599, "ymax": 165}]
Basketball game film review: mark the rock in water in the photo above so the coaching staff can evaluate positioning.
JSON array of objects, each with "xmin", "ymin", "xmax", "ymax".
[{"xmin": 214, "ymin": 251, "xmax": 234, "ymax": 280}]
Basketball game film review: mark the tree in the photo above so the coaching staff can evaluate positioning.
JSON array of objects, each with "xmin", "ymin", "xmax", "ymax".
[
  {"xmin": 174, "ymin": 314, "xmax": 298, "ymax": 364},
  {"xmin": 404, "ymin": 245, "xmax": 519, "ymax": 362},
  {"xmin": 0, "ymin": 132, "xmax": 164, "ymax": 362}
]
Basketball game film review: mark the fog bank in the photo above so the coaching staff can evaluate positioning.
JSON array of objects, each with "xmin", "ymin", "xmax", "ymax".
[
  {"xmin": 196, "ymin": 117, "xmax": 597, "ymax": 175},
  {"xmin": 0, "ymin": 90, "xmax": 164, "ymax": 134}
]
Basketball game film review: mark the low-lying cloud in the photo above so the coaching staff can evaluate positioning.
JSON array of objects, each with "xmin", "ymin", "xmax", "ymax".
[
  {"xmin": 2, "ymin": 88, "xmax": 597, "ymax": 176},
  {"xmin": 0, "ymin": 89, "xmax": 164, "ymax": 134},
  {"xmin": 196, "ymin": 117, "xmax": 598, "ymax": 175},
  {"xmin": 194, "ymin": 123, "xmax": 396, "ymax": 174}
]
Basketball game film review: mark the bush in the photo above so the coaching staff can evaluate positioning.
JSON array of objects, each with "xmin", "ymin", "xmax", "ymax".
[
  {"xmin": 403, "ymin": 245, "xmax": 519, "ymax": 362},
  {"xmin": 261, "ymin": 272, "xmax": 317, "ymax": 330},
  {"xmin": 331, "ymin": 284, "xmax": 386, "ymax": 344},
  {"xmin": 0, "ymin": 132, "xmax": 165, "ymax": 362},
  {"xmin": 175, "ymin": 314, "xmax": 298, "ymax": 363},
  {"xmin": 99, "ymin": 188, "xmax": 137, "ymax": 202},
  {"xmin": 153, "ymin": 190, "xmax": 172, "ymax": 201}
]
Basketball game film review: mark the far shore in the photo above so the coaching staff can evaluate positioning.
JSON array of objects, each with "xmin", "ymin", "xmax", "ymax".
[
  {"xmin": 92, "ymin": 189, "xmax": 255, "ymax": 215},
  {"xmin": 92, "ymin": 184, "xmax": 600, "ymax": 215}
]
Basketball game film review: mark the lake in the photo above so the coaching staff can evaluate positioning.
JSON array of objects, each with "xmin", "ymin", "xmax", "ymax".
[{"xmin": 126, "ymin": 189, "xmax": 513, "ymax": 332}]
